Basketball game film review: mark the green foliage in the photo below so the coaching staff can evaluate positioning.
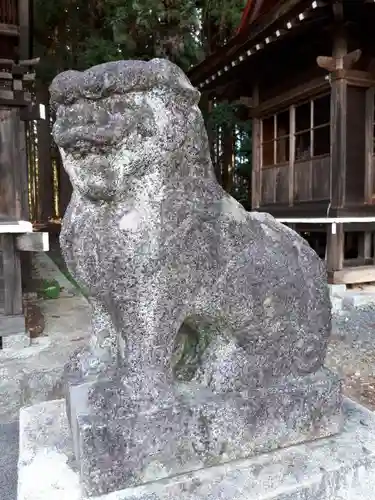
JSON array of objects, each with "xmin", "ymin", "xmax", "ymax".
[
  {"xmin": 206, "ymin": 101, "xmax": 239, "ymax": 129},
  {"xmin": 207, "ymin": 100, "xmax": 252, "ymax": 177},
  {"xmin": 38, "ymin": 279, "xmax": 61, "ymax": 299},
  {"xmin": 33, "ymin": 0, "xmax": 247, "ymax": 82},
  {"xmin": 203, "ymin": 0, "xmax": 244, "ymax": 31}
]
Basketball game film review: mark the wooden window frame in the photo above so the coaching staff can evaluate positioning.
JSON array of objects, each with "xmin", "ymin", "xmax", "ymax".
[
  {"xmin": 260, "ymin": 93, "xmax": 331, "ymax": 168},
  {"xmin": 260, "ymin": 113, "xmax": 290, "ymax": 168}
]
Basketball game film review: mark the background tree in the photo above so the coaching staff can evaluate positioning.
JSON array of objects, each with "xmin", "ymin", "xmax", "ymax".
[
  {"xmin": 33, "ymin": 0, "xmax": 246, "ymax": 80},
  {"xmin": 33, "ymin": 0, "xmax": 251, "ymax": 205}
]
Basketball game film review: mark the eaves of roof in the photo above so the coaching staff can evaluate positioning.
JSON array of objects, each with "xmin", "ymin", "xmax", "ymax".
[
  {"xmin": 237, "ymin": 0, "xmax": 281, "ymax": 34},
  {"xmin": 188, "ymin": 0, "xmax": 316, "ymax": 87}
]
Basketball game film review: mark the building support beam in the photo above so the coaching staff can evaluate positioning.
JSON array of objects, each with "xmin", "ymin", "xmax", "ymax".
[
  {"xmin": 18, "ymin": 0, "xmax": 31, "ymax": 60},
  {"xmin": 330, "ymin": 17, "xmax": 348, "ymax": 209},
  {"xmin": 326, "ymin": 222, "xmax": 344, "ymax": 273},
  {"xmin": 358, "ymin": 231, "xmax": 372, "ymax": 261},
  {"xmin": 251, "ymin": 84, "xmax": 261, "ymax": 209}
]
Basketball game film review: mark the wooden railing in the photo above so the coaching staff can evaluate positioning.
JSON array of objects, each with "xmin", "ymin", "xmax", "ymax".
[{"xmin": 260, "ymin": 155, "xmax": 330, "ymax": 206}]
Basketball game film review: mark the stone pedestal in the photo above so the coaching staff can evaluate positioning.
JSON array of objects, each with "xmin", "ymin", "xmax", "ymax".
[
  {"xmin": 65, "ymin": 369, "xmax": 342, "ymax": 496},
  {"xmin": 18, "ymin": 398, "xmax": 375, "ymax": 500}
]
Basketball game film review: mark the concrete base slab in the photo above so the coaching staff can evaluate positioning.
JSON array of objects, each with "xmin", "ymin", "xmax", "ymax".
[
  {"xmin": 329, "ymin": 284, "xmax": 347, "ymax": 297},
  {"xmin": 18, "ymin": 398, "xmax": 375, "ymax": 500},
  {"xmin": 328, "ymin": 283, "xmax": 375, "ymax": 313},
  {"xmin": 329, "ymin": 284, "xmax": 346, "ymax": 313},
  {"xmin": 342, "ymin": 291, "xmax": 375, "ymax": 309},
  {"xmin": 330, "ymin": 296, "xmax": 343, "ymax": 313}
]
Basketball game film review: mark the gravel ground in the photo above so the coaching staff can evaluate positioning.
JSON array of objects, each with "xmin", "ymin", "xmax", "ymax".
[{"xmin": 326, "ymin": 304, "xmax": 375, "ymax": 409}]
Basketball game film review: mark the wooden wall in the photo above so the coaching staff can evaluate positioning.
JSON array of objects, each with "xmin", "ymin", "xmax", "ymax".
[
  {"xmin": 0, "ymin": 0, "xmax": 31, "ymax": 61},
  {"xmin": 346, "ymin": 85, "xmax": 366, "ymax": 205},
  {"xmin": 0, "ymin": 0, "xmax": 18, "ymax": 24},
  {"xmin": 260, "ymin": 156, "xmax": 330, "ymax": 206},
  {"xmin": 0, "ymin": 108, "xmax": 28, "ymax": 219},
  {"xmin": 257, "ymin": 80, "xmax": 375, "ymax": 214},
  {"xmin": 0, "ymin": 0, "xmax": 19, "ymax": 60}
]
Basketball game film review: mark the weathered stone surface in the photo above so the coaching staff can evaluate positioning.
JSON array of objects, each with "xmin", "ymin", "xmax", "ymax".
[
  {"xmin": 50, "ymin": 58, "xmax": 341, "ymax": 496},
  {"xmin": 70, "ymin": 369, "xmax": 341, "ymax": 496},
  {"xmin": 17, "ymin": 398, "xmax": 375, "ymax": 500}
]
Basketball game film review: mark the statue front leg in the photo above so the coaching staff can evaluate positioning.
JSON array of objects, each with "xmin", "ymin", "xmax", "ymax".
[
  {"xmin": 63, "ymin": 297, "xmax": 119, "ymax": 428},
  {"xmin": 114, "ymin": 292, "xmax": 187, "ymax": 390},
  {"xmin": 88, "ymin": 298, "xmax": 118, "ymax": 372},
  {"xmin": 64, "ymin": 297, "xmax": 118, "ymax": 388}
]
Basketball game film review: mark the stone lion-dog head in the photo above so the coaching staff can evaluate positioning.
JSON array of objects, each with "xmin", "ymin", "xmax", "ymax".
[{"xmin": 50, "ymin": 58, "xmax": 213, "ymax": 202}]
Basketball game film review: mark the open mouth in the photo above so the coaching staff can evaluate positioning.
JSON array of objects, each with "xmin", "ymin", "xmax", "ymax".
[{"xmin": 54, "ymin": 126, "xmax": 116, "ymax": 154}]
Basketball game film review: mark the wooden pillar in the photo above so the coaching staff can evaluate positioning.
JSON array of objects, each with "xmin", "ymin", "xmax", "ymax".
[
  {"xmin": 330, "ymin": 27, "xmax": 347, "ymax": 209},
  {"xmin": 222, "ymin": 127, "xmax": 233, "ymax": 192},
  {"xmin": 18, "ymin": 116, "xmax": 29, "ymax": 220},
  {"xmin": 251, "ymin": 84, "xmax": 261, "ymax": 209},
  {"xmin": 0, "ymin": 110, "xmax": 17, "ymax": 218},
  {"xmin": 0, "ymin": 109, "xmax": 28, "ymax": 219},
  {"xmin": 17, "ymin": 112, "xmax": 33, "ymax": 290},
  {"xmin": 206, "ymin": 98, "xmax": 218, "ymax": 180},
  {"xmin": 36, "ymin": 85, "xmax": 54, "ymax": 223},
  {"xmin": 365, "ymin": 87, "xmax": 374, "ymax": 203},
  {"xmin": 0, "ymin": 111, "xmax": 24, "ymax": 313},
  {"xmin": 358, "ymin": 231, "xmax": 372, "ymax": 262},
  {"xmin": 326, "ymin": 222, "xmax": 344, "ymax": 272},
  {"xmin": 2, "ymin": 235, "xmax": 22, "ymax": 315},
  {"xmin": 289, "ymin": 106, "xmax": 296, "ymax": 206},
  {"xmin": 18, "ymin": 0, "xmax": 31, "ymax": 59}
]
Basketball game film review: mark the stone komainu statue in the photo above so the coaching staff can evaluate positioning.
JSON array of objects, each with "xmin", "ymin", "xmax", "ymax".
[{"xmin": 50, "ymin": 59, "xmax": 342, "ymax": 497}]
